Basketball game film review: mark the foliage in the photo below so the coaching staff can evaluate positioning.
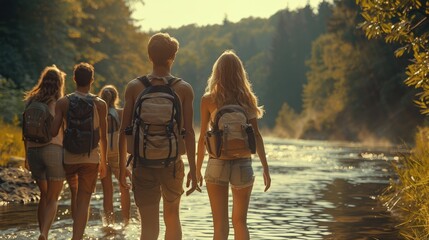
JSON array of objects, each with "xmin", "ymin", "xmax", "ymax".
[
  {"xmin": 0, "ymin": 119, "xmax": 25, "ymax": 166},
  {"xmin": 0, "ymin": 0, "xmax": 425, "ymax": 144},
  {"xmin": 382, "ymin": 127, "xmax": 429, "ymax": 239},
  {"xmin": 357, "ymin": 0, "xmax": 429, "ymax": 115},
  {"xmin": 0, "ymin": 77, "xmax": 25, "ymax": 123},
  {"xmin": 0, "ymin": 0, "xmax": 151, "ymax": 118},
  {"xmin": 288, "ymin": 0, "xmax": 424, "ymax": 143},
  {"xmin": 264, "ymin": 3, "xmax": 333, "ymax": 126}
]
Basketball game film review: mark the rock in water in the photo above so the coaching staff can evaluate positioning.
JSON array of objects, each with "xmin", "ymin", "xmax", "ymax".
[{"xmin": 0, "ymin": 167, "xmax": 39, "ymax": 205}]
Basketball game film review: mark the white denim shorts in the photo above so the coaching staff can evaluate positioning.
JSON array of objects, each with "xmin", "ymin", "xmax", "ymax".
[{"xmin": 204, "ymin": 158, "xmax": 254, "ymax": 189}]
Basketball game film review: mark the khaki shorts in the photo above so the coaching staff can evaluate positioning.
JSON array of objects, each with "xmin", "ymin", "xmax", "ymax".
[
  {"xmin": 64, "ymin": 163, "xmax": 99, "ymax": 194},
  {"xmin": 132, "ymin": 160, "xmax": 184, "ymax": 207}
]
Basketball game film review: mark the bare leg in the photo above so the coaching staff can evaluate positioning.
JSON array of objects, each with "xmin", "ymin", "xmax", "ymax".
[
  {"xmin": 163, "ymin": 197, "xmax": 182, "ymax": 240},
  {"xmin": 112, "ymin": 167, "xmax": 130, "ymax": 225},
  {"xmin": 67, "ymin": 177, "xmax": 78, "ymax": 221},
  {"xmin": 231, "ymin": 185, "xmax": 253, "ymax": 240},
  {"xmin": 36, "ymin": 180, "xmax": 47, "ymax": 238},
  {"xmin": 206, "ymin": 183, "xmax": 229, "ymax": 240},
  {"xmin": 101, "ymin": 167, "xmax": 114, "ymax": 225},
  {"xmin": 71, "ymin": 190, "xmax": 93, "ymax": 240},
  {"xmin": 138, "ymin": 204, "xmax": 159, "ymax": 240},
  {"xmin": 119, "ymin": 184, "xmax": 131, "ymax": 225},
  {"xmin": 40, "ymin": 180, "xmax": 64, "ymax": 239}
]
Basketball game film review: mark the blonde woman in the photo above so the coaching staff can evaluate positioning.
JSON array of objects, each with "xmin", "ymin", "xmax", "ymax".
[
  {"xmin": 98, "ymin": 85, "xmax": 130, "ymax": 226},
  {"xmin": 196, "ymin": 50, "xmax": 271, "ymax": 240},
  {"xmin": 23, "ymin": 65, "xmax": 65, "ymax": 240}
]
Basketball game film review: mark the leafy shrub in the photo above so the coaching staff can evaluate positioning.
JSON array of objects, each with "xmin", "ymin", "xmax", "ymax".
[
  {"xmin": 382, "ymin": 127, "xmax": 429, "ymax": 239},
  {"xmin": 0, "ymin": 118, "xmax": 25, "ymax": 166}
]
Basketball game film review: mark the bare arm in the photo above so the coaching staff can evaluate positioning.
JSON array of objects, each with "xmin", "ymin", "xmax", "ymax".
[
  {"xmin": 97, "ymin": 98, "xmax": 108, "ymax": 179},
  {"xmin": 182, "ymin": 83, "xmax": 198, "ymax": 196},
  {"xmin": 51, "ymin": 97, "xmax": 67, "ymax": 137},
  {"xmin": 249, "ymin": 118, "xmax": 271, "ymax": 192},
  {"xmin": 196, "ymin": 96, "xmax": 211, "ymax": 186},
  {"xmin": 118, "ymin": 82, "xmax": 136, "ymax": 189}
]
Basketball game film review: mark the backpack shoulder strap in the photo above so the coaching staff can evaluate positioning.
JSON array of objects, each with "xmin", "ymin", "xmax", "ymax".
[
  {"xmin": 167, "ymin": 77, "xmax": 182, "ymax": 87},
  {"xmin": 108, "ymin": 107, "xmax": 120, "ymax": 125},
  {"xmin": 65, "ymin": 92, "xmax": 74, "ymax": 100},
  {"xmin": 137, "ymin": 75, "xmax": 151, "ymax": 88},
  {"xmin": 167, "ymin": 77, "xmax": 183, "ymax": 129}
]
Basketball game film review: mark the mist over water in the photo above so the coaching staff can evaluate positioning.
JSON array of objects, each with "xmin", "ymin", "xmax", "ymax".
[{"xmin": 0, "ymin": 138, "xmax": 403, "ymax": 239}]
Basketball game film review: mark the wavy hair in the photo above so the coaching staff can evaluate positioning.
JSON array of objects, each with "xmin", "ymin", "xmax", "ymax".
[
  {"xmin": 205, "ymin": 50, "xmax": 264, "ymax": 118},
  {"xmin": 98, "ymin": 85, "xmax": 120, "ymax": 108},
  {"xmin": 24, "ymin": 65, "xmax": 65, "ymax": 104}
]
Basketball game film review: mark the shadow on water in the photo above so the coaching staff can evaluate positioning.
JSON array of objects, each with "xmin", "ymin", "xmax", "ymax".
[
  {"xmin": 0, "ymin": 138, "xmax": 404, "ymax": 239},
  {"xmin": 319, "ymin": 179, "xmax": 401, "ymax": 240}
]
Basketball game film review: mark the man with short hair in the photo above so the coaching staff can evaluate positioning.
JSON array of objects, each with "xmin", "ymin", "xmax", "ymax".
[
  {"xmin": 52, "ymin": 62, "xmax": 107, "ymax": 240},
  {"xmin": 118, "ymin": 32, "xmax": 199, "ymax": 240}
]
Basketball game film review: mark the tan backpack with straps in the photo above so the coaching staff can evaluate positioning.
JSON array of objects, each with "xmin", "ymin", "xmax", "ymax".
[{"xmin": 205, "ymin": 104, "xmax": 256, "ymax": 159}]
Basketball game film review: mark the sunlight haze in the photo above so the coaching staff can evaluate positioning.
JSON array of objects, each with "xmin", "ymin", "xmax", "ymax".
[{"xmin": 132, "ymin": 0, "xmax": 329, "ymax": 32}]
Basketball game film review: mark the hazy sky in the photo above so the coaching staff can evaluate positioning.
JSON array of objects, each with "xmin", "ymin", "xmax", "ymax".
[{"xmin": 132, "ymin": 0, "xmax": 329, "ymax": 32}]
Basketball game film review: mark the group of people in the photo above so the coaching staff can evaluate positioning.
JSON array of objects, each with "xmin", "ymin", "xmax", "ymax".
[{"xmin": 23, "ymin": 32, "xmax": 271, "ymax": 240}]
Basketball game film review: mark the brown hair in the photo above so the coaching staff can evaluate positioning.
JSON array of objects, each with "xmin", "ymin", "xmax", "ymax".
[
  {"xmin": 205, "ymin": 50, "xmax": 264, "ymax": 118},
  {"xmin": 24, "ymin": 65, "xmax": 65, "ymax": 104},
  {"xmin": 148, "ymin": 32, "xmax": 179, "ymax": 67},
  {"xmin": 98, "ymin": 85, "xmax": 119, "ymax": 108},
  {"xmin": 73, "ymin": 62, "xmax": 94, "ymax": 87}
]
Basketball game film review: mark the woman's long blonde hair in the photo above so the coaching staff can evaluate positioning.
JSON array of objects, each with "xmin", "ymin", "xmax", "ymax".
[
  {"xmin": 98, "ymin": 85, "xmax": 120, "ymax": 108},
  {"xmin": 24, "ymin": 65, "xmax": 65, "ymax": 103},
  {"xmin": 205, "ymin": 50, "xmax": 264, "ymax": 118}
]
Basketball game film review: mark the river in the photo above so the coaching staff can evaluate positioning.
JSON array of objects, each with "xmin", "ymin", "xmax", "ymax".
[{"xmin": 0, "ymin": 137, "xmax": 404, "ymax": 239}]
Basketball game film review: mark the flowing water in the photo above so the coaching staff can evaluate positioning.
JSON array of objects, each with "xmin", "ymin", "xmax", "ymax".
[{"xmin": 0, "ymin": 138, "xmax": 404, "ymax": 239}]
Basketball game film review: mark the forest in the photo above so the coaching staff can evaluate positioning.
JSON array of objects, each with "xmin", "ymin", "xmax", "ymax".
[{"xmin": 0, "ymin": 0, "xmax": 425, "ymax": 144}]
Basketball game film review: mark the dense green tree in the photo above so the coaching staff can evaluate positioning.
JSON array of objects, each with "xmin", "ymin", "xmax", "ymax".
[
  {"xmin": 0, "ymin": 0, "xmax": 78, "ymax": 87},
  {"xmin": 0, "ymin": 0, "xmax": 151, "ymax": 122},
  {"xmin": 295, "ymin": 0, "xmax": 423, "ymax": 142},
  {"xmin": 70, "ymin": 0, "xmax": 150, "ymax": 93},
  {"xmin": 264, "ymin": 3, "xmax": 332, "ymax": 126}
]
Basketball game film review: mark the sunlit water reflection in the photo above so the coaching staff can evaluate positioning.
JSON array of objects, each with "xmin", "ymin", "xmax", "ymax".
[{"xmin": 0, "ymin": 138, "xmax": 403, "ymax": 239}]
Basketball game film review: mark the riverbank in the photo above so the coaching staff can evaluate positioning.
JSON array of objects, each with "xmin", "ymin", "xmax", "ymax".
[
  {"xmin": 381, "ymin": 127, "xmax": 429, "ymax": 239},
  {"xmin": 0, "ymin": 166, "xmax": 39, "ymax": 205}
]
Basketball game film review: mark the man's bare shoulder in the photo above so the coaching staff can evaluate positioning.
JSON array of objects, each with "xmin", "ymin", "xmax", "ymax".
[
  {"xmin": 127, "ymin": 77, "xmax": 142, "ymax": 87},
  {"xmin": 125, "ymin": 77, "xmax": 145, "ymax": 98},
  {"xmin": 174, "ymin": 78, "xmax": 194, "ymax": 96},
  {"xmin": 175, "ymin": 78, "xmax": 192, "ymax": 89}
]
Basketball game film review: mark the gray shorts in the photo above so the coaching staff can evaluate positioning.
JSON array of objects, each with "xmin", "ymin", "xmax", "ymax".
[
  {"xmin": 27, "ymin": 144, "xmax": 65, "ymax": 181},
  {"xmin": 204, "ymin": 158, "xmax": 254, "ymax": 189}
]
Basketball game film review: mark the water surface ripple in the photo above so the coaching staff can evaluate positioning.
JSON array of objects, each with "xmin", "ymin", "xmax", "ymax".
[{"xmin": 0, "ymin": 138, "xmax": 403, "ymax": 239}]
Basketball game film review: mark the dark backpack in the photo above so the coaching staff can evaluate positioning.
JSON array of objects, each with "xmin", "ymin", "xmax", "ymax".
[
  {"xmin": 22, "ymin": 101, "xmax": 53, "ymax": 143},
  {"xmin": 126, "ymin": 75, "xmax": 185, "ymax": 168},
  {"xmin": 205, "ymin": 104, "xmax": 256, "ymax": 159},
  {"xmin": 107, "ymin": 107, "xmax": 120, "ymax": 151},
  {"xmin": 63, "ymin": 93, "xmax": 100, "ymax": 155}
]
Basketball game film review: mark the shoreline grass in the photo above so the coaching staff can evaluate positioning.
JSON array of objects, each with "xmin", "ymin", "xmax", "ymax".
[
  {"xmin": 381, "ymin": 127, "xmax": 429, "ymax": 239},
  {"xmin": 0, "ymin": 118, "xmax": 25, "ymax": 166}
]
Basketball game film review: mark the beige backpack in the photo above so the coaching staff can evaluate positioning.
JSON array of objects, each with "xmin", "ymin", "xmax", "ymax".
[
  {"xmin": 205, "ymin": 104, "xmax": 256, "ymax": 159},
  {"xmin": 126, "ymin": 76, "xmax": 185, "ymax": 168}
]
